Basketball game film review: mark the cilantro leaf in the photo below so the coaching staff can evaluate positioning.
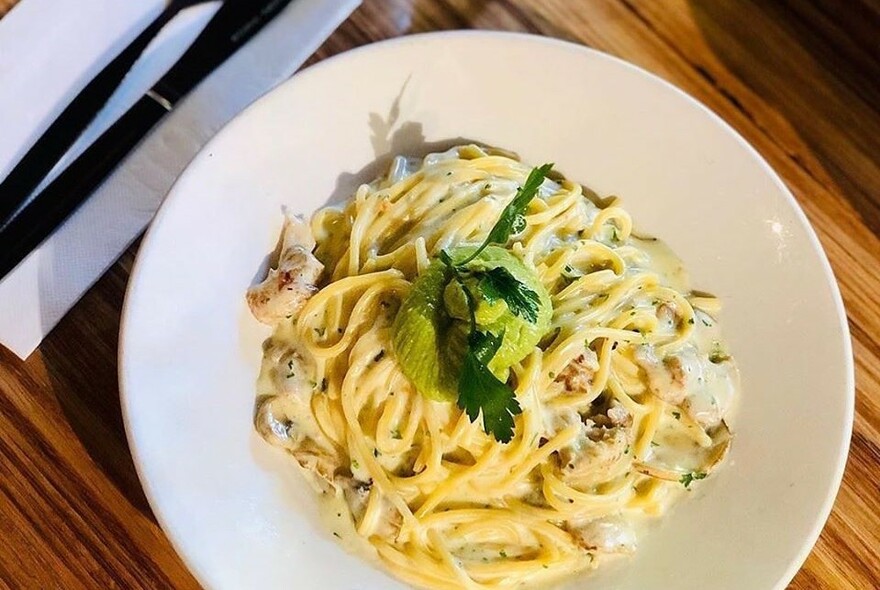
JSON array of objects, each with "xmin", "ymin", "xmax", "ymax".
[
  {"xmin": 471, "ymin": 329, "xmax": 503, "ymax": 363},
  {"xmin": 431, "ymin": 164, "xmax": 553, "ymax": 443},
  {"xmin": 479, "ymin": 267, "xmax": 540, "ymax": 323},
  {"xmin": 679, "ymin": 471, "xmax": 707, "ymax": 488},
  {"xmin": 457, "ymin": 331, "xmax": 522, "ymax": 443},
  {"xmin": 458, "ymin": 163, "xmax": 553, "ymax": 265}
]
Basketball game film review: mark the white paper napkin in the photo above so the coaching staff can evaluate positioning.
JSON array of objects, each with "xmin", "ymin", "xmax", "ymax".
[{"xmin": 0, "ymin": 0, "xmax": 361, "ymax": 359}]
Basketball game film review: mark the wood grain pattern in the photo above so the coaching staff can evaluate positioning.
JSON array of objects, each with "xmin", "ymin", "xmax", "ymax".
[{"xmin": 0, "ymin": 0, "xmax": 877, "ymax": 588}]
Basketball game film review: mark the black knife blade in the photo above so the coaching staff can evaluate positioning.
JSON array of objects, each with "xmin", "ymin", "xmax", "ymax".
[{"xmin": 0, "ymin": 0, "xmax": 295, "ymax": 280}]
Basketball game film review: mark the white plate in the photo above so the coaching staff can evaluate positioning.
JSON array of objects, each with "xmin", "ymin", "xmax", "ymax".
[{"xmin": 120, "ymin": 32, "xmax": 853, "ymax": 590}]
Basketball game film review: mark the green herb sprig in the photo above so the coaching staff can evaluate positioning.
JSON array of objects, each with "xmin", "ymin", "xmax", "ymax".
[
  {"xmin": 455, "ymin": 164, "xmax": 553, "ymax": 266},
  {"xmin": 438, "ymin": 164, "xmax": 552, "ymax": 442}
]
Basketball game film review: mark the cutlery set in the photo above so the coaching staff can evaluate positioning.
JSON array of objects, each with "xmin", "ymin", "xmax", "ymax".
[{"xmin": 0, "ymin": 0, "xmax": 295, "ymax": 279}]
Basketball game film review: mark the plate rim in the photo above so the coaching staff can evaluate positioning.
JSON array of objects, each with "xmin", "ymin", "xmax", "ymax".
[{"xmin": 118, "ymin": 29, "xmax": 855, "ymax": 590}]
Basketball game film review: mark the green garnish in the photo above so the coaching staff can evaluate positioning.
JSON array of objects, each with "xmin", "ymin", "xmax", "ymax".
[
  {"xmin": 440, "ymin": 165, "xmax": 551, "ymax": 442},
  {"xmin": 479, "ymin": 266, "xmax": 541, "ymax": 323},
  {"xmin": 672, "ymin": 411, "xmax": 681, "ymax": 420},
  {"xmin": 394, "ymin": 165, "xmax": 553, "ymax": 443},
  {"xmin": 455, "ymin": 163, "xmax": 553, "ymax": 266},
  {"xmin": 457, "ymin": 332, "xmax": 522, "ymax": 443},
  {"xmin": 709, "ymin": 341, "xmax": 730, "ymax": 364},
  {"xmin": 680, "ymin": 471, "xmax": 707, "ymax": 488}
]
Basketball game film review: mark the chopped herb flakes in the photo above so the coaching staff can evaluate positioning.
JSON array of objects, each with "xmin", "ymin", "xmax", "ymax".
[
  {"xmin": 680, "ymin": 471, "xmax": 707, "ymax": 488},
  {"xmin": 672, "ymin": 411, "xmax": 681, "ymax": 420},
  {"xmin": 709, "ymin": 341, "xmax": 730, "ymax": 364}
]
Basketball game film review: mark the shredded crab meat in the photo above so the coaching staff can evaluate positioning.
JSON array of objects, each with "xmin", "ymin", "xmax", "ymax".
[
  {"xmin": 255, "ymin": 396, "xmax": 338, "ymax": 486},
  {"xmin": 565, "ymin": 517, "xmax": 636, "ymax": 554},
  {"xmin": 633, "ymin": 345, "xmax": 688, "ymax": 405},
  {"xmin": 634, "ymin": 344, "xmax": 736, "ymax": 429},
  {"xmin": 555, "ymin": 347, "xmax": 600, "ymax": 393},
  {"xmin": 254, "ymin": 343, "xmax": 338, "ymax": 487},
  {"xmin": 555, "ymin": 401, "xmax": 633, "ymax": 485},
  {"xmin": 338, "ymin": 477, "xmax": 401, "ymax": 539},
  {"xmin": 247, "ymin": 215, "xmax": 324, "ymax": 325}
]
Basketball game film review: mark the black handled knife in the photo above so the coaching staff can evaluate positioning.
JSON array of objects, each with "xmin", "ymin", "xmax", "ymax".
[{"xmin": 0, "ymin": 0, "xmax": 295, "ymax": 280}]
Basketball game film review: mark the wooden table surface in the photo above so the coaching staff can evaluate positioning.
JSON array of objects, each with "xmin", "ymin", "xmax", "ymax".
[{"xmin": 1, "ymin": 0, "xmax": 878, "ymax": 588}]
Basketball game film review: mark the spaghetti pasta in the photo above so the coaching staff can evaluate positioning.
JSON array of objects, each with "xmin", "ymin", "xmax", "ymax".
[{"xmin": 248, "ymin": 145, "xmax": 739, "ymax": 589}]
